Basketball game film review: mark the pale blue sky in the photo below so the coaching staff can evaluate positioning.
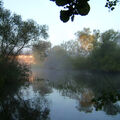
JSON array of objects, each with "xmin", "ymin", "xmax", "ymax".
[{"xmin": 3, "ymin": 0, "xmax": 120, "ymax": 45}]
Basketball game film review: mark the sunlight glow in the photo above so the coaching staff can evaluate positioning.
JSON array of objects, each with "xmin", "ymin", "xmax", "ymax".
[{"xmin": 17, "ymin": 55, "xmax": 36, "ymax": 64}]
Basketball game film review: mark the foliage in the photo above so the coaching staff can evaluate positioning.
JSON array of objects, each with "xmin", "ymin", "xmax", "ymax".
[
  {"xmin": 71, "ymin": 55, "xmax": 89, "ymax": 70},
  {"xmin": 105, "ymin": 0, "xmax": 119, "ymax": 11},
  {"xmin": 0, "ymin": 84, "xmax": 50, "ymax": 120},
  {"xmin": 92, "ymin": 91, "xmax": 120, "ymax": 114},
  {"xmin": 89, "ymin": 29, "xmax": 120, "ymax": 72},
  {"xmin": 75, "ymin": 28, "xmax": 96, "ymax": 51},
  {"xmin": 60, "ymin": 28, "xmax": 120, "ymax": 72},
  {"xmin": 60, "ymin": 28, "xmax": 98, "ymax": 56},
  {"xmin": 61, "ymin": 40, "xmax": 82, "ymax": 56},
  {"xmin": 44, "ymin": 45, "xmax": 72, "ymax": 69},
  {"xmin": 50, "ymin": 0, "xmax": 90, "ymax": 22},
  {"xmin": 50, "ymin": 0, "xmax": 119, "ymax": 22},
  {"xmin": 0, "ymin": 2, "xmax": 49, "ymax": 92},
  {"xmin": 32, "ymin": 40, "xmax": 51, "ymax": 63},
  {"xmin": 0, "ymin": 2, "xmax": 49, "ymax": 57},
  {"xmin": 0, "ymin": 57, "xmax": 30, "ymax": 91}
]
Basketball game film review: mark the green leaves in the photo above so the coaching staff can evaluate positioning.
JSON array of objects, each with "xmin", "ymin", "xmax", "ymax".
[
  {"xmin": 105, "ymin": 0, "xmax": 118, "ymax": 11},
  {"xmin": 0, "ymin": 3, "xmax": 49, "ymax": 56},
  {"xmin": 50, "ymin": 0, "xmax": 119, "ymax": 23},
  {"xmin": 76, "ymin": 2, "xmax": 90, "ymax": 16},
  {"xmin": 51, "ymin": 0, "xmax": 91, "ymax": 22},
  {"xmin": 60, "ymin": 10, "xmax": 70, "ymax": 23},
  {"xmin": 59, "ymin": 1, "xmax": 90, "ymax": 22},
  {"xmin": 55, "ymin": 0, "xmax": 68, "ymax": 6}
]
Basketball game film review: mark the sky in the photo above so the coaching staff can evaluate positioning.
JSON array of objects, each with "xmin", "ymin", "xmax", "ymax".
[{"xmin": 3, "ymin": 0, "xmax": 120, "ymax": 46}]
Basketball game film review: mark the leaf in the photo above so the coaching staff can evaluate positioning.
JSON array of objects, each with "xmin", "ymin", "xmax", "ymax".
[
  {"xmin": 76, "ymin": 2, "xmax": 90, "ymax": 16},
  {"xmin": 60, "ymin": 10, "xmax": 70, "ymax": 23},
  {"xmin": 55, "ymin": 0, "xmax": 68, "ymax": 6}
]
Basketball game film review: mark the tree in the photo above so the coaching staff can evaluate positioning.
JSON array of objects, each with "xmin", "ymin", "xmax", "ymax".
[
  {"xmin": 75, "ymin": 28, "xmax": 96, "ymax": 51},
  {"xmin": 60, "ymin": 28, "xmax": 98, "ymax": 57},
  {"xmin": 66, "ymin": 29, "xmax": 120, "ymax": 71},
  {"xmin": 61, "ymin": 40, "xmax": 82, "ymax": 56},
  {"xmin": 32, "ymin": 40, "xmax": 51, "ymax": 62},
  {"xmin": 44, "ymin": 45, "xmax": 71, "ymax": 69},
  {"xmin": 50, "ymin": 0, "xmax": 119, "ymax": 22},
  {"xmin": 89, "ymin": 29, "xmax": 120, "ymax": 72},
  {"xmin": 0, "ymin": 2, "xmax": 49, "ymax": 87},
  {"xmin": 0, "ymin": 2, "xmax": 49, "ymax": 58}
]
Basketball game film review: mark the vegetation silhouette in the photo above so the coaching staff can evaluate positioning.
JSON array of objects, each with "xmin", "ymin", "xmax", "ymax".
[
  {"xmin": 1, "ymin": 0, "xmax": 120, "ymax": 119},
  {"xmin": 50, "ymin": 0, "xmax": 119, "ymax": 22},
  {"xmin": 0, "ymin": 2, "xmax": 50, "ymax": 119},
  {"xmin": 0, "ymin": 1, "xmax": 49, "ymax": 88},
  {"xmin": 0, "ymin": 84, "xmax": 50, "ymax": 120},
  {"xmin": 32, "ymin": 40, "xmax": 51, "ymax": 63}
]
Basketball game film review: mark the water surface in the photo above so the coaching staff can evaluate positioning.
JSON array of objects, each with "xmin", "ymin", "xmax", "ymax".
[{"xmin": 1, "ymin": 68, "xmax": 120, "ymax": 120}]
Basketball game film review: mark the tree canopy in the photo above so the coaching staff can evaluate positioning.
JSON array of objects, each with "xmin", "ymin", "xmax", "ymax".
[
  {"xmin": 50, "ymin": 0, "xmax": 119, "ymax": 22},
  {"xmin": 0, "ymin": 1, "xmax": 49, "ymax": 57},
  {"xmin": 58, "ymin": 28, "xmax": 120, "ymax": 72}
]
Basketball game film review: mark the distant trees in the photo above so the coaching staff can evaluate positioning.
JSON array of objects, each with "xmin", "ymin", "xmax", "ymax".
[
  {"xmin": 44, "ymin": 45, "xmax": 72, "ymax": 69},
  {"xmin": 75, "ymin": 28, "xmax": 98, "ymax": 51},
  {"xmin": 32, "ymin": 40, "xmax": 51, "ymax": 63},
  {"xmin": 59, "ymin": 28, "xmax": 120, "ymax": 72},
  {"xmin": 89, "ymin": 29, "xmax": 120, "ymax": 72},
  {"xmin": 61, "ymin": 28, "xmax": 98, "ymax": 57},
  {"xmin": 50, "ymin": 0, "xmax": 119, "ymax": 22},
  {"xmin": 74, "ymin": 29, "xmax": 120, "ymax": 72},
  {"xmin": 39, "ymin": 28, "xmax": 120, "ymax": 72},
  {"xmin": 61, "ymin": 40, "xmax": 82, "ymax": 56}
]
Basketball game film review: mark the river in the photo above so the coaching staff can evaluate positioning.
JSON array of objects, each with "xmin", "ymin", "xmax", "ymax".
[{"xmin": 0, "ymin": 65, "xmax": 120, "ymax": 120}]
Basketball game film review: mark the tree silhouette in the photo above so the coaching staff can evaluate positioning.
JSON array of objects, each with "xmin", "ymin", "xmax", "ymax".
[
  {"xmin": 50, "ymin": 0, "xmax": 119, "ymax": 22},
  {"xmin": 0, "ymin": 2, "xmax": 49, "ymax": 57}
]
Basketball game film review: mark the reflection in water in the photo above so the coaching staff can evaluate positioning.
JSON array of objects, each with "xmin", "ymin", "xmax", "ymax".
[
  {"xmin": 32, "ymin": 78, "xmax": 52, "ymax": 96},
  {"xmin": 40, "ymin": 69, "xmax": 120, "ymax": 116},
  {"xmin": 1, "ymin": 67, "xmax": 120, "ymax": 120},
  {"xmin": 92, "ymin": 91, "xmax": 120, "ymax": 115},
  {"xmin": 0, "ymin": 84, "xmax": 50, "ymax": 120},
  {"xmin": 77, "ymin": 89, "xmax": 94, "ymax": 113}
]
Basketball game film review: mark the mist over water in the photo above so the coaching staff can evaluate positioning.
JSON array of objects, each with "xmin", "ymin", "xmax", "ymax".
[
  {"xmin": 30, "ymin": 62, "xmax": 120, "ymax": 120},
  {"xmin": 31, "ymin": 47, "xmax": 74, "ymax": 82},
  {"xmin": 1, "ymin": 52, "xmax": 120, "ymax": 120},
  {"xmin": 21, "ymin": 35, "xmax": 120, "ymax": 120}
]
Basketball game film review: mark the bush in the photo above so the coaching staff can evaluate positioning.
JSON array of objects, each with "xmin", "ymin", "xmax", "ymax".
[{"xmin": 0, "ymin": 56, "xmax": 30, "ymax": 95}]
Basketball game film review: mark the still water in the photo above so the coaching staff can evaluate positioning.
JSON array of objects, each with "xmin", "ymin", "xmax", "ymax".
[
  {"xmin": 1, "ymin": 67, "xmax": 120, "ymax": 120},
  {"xmin": 27, "ymin": 67, "xmax": 120, "ymax": 120}
]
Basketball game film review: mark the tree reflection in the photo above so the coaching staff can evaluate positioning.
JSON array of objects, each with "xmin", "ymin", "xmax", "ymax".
[
  {"xmin": 92, "ymin": 90, "xmax": 120, "ymax": 115},
  {"xmin": 29, "ymin": 72, "xmax": 52, "ymax": 96},
  {"xmin": 48, "ymin": 71, "xmax": 120, "ymax": 115},
  {"xmin": 32, "ymin": 78, "xmax": 52, "ymax": 96},
  {"xmin": 0, "ymin": 85, "xmax": 50, "ymax": 120},
  {"xmin": 76, "ymin": 89, "xmax": 94, "ymax": 113}
]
